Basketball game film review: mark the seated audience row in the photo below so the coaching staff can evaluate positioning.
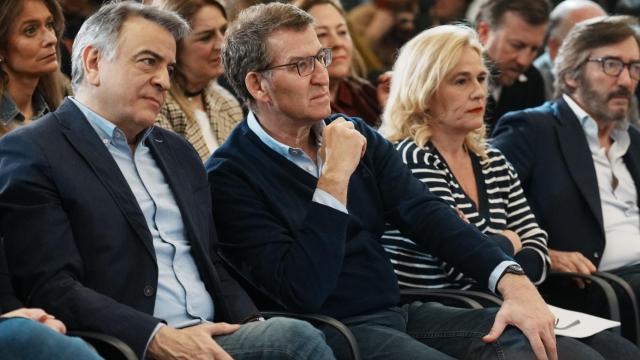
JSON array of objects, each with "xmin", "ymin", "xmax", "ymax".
[
  {"xmin": 1, "ymin": 0, "xmax": 639, "ymax": 359},
  {"xmin": 0, "ymin": 2, "xmax": 334, "ymax": 359},
  {"xmin": 494, "ymin": 13, "xmax": 640, "ymax": 323},
  {"xmin": 153, "ymin": 0, "xmax": 244, "ymax": 161},
  {"xmin": 379, "ymin": 21, "xmax": 639, "ymax": 358}
]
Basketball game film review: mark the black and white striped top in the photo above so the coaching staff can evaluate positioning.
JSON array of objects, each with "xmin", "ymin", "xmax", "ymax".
[{"xmin": 382, "ymin": 138, "xmax": 550, "ymax": 290}]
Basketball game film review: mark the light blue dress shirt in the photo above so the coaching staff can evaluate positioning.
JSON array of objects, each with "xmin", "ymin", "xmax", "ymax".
[
  {"xmin": 564, "ymin": 94, "xmax": 640, "ymax": 271},
  {"xmin": 70, "ymin": 98, "xmax": 214, "ymax": 328},
  {"xmin": 247, "ymin": 111, "xmax": 513, "ymax": 293}
]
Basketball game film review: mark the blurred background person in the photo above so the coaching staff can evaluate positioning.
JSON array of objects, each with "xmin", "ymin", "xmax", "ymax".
[
  {"xmin": 153, "ymin": 0, "xmax": 243, "ymax": 161},
  {"xmin": 348, "ymin": 0, "xmax": 419, "ymax": 76},
  {"xmin": 474, "ymin": 0, "xmax": 551, "ymax": 132},
  {"xmin": 57, "ymin": 0, "xmax": 92, "ymax": 78},
  {"xmin": 0, "ymin": 0, "xmax": 65, "ymax": 135},
  {"xmin": 297, "ymin": 0, "xmax": 382, "ymax": 127},
  {"xmin": 534, "ymin": 0, "xmax": 606, "ymax": 101},
  {"xmin": 428, "ymin": 0, "xmax": 472, "ymax": 26}
]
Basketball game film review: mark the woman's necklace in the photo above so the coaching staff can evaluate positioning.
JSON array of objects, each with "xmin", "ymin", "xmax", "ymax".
[{"xmin": 185, "ymin": 88, "xmax": 204, "ymax": 102}]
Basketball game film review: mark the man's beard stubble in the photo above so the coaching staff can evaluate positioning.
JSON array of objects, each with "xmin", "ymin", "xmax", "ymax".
[{"xmin": 576, "ymin": 74, "xmax": 632, "ymax": 123}]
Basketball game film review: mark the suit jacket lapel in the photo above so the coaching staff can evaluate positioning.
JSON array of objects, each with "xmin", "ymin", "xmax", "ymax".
[
  {"xmin": 147, "ymin": 130, "xmax": 233, "ymax": 317},
  {"xmin": 554, "ymin": 98, "xmax": 605, "ymax": 230},
  {"xmin": 145, "ymin": 130, "xmax": 202, "ymax": 250},
  {"xmin": 54, "ymin": 99, "xmax": 156, "ymax": 260},
  {"xmin": 623, "ymin": 135, "xmax": 640, "ymax": 206}
]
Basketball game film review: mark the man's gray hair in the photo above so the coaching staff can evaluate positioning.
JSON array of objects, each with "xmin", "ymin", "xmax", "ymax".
[
  {"xmin": 553, "ymin": 15, "xmax": 640, "ymax": 98},
  {"xmin": 71, "ymin": 1, "xmax": 190, "ymax": 91},
  {"xmin": 222, "ymin": 2, "xmax": 314, "ymax": 108}
]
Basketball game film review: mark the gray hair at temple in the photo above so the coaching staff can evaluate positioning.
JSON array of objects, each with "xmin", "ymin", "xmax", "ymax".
[
  {"xmin": 553, "ymin": 15, "xmax": 640, "ymax": 98},
  {"xmin": 222, "ymin": 2, "xmax": 314, "ymax": 108},
  {"xmin": 71, "ymin": 1, "xmax": 190, "ymax": 91}
]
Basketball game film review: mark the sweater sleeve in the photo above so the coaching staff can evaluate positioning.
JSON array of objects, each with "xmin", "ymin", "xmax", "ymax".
[
  {"xmin": 355, "ymin": 119, "xmax": 512, "ymax": 289},
  {"xmin": 503, "ymin": 156, "xmax": 550, "ymax": 284},
  {"xmin": 207, "ymin": 159, "xmax": 351, "ymax": 313}
]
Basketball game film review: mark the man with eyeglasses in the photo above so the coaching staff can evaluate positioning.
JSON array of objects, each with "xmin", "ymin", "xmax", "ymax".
[
  {"xmin": 494, "ymin": 15, "xmax": 640, "ymax": 317},
  {"xmin": 207, "ymin": 3, "xmax": 567, "ymax": 359}
]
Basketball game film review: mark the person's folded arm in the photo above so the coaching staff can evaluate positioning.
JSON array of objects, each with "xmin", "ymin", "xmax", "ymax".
[{"xmin": 356, "ymin": 118, "xmax": 511, "ymax": 289}]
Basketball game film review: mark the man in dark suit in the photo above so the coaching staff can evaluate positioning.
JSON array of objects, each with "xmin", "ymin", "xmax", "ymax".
[
  {"xmin": 0, "ymin": 2, "xmax": 333, "ymax": 359},
  {"xmin": 475, "ymin": 0, "xmax": 551, "ymax": 131},
  {"xmin": 493, "ymin": 15, "xmax": 640, "ymax": 304},
  {"xmin": 1, "ymin": 243, "xmax": 103, "ymax": 359}
]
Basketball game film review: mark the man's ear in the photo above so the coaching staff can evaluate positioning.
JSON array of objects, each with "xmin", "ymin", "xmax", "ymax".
[
  {"xmin": 245, "ymin": 71, "xmax": 270, "ymax": 103},
  {"xmin": 476, "ymin": 20, "xmax": 491, "ymax": 45},
  {"xmin": 564, "ymin": 72, "xmax": 578, "ymax": 89},
  {"xmin": 82, "ymin": 46, "xmax": 102, "ymax": 86}
]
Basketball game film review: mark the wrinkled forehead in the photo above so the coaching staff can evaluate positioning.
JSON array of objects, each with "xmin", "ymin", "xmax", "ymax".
[
  {"xmin": 588, "ymin": 36, "xmax": 640, "ymax": 61},
  {"xmin": 264, "ymin": 25, "xmax": 321, "ymax": 64}
]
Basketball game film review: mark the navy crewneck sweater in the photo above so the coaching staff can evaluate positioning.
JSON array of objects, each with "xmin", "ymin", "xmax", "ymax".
[{"xmin": 206, "ymin": 114, "xmax": 510, "ymax": 319}]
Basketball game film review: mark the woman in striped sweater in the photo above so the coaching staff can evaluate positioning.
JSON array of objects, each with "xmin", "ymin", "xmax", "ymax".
[{"xmin": 379, "ymin": 24, "xmax": 550, "ymax": 290}]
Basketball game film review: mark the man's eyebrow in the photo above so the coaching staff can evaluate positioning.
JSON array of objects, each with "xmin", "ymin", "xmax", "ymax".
[
  {"xmin": 284, "ymin": 49, "xmax": 323, "ymax": 63},
  {"xmin": 134, "ymin": 49, "xmax": 163, "ymax": 60}
]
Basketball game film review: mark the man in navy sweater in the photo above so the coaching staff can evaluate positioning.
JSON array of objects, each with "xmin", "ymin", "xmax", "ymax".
[{"xmin": 207, "ymin": 3, "xmax": 559, "ymax": 359}]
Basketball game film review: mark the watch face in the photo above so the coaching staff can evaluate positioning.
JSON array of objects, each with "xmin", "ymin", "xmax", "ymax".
[{"xmin": 507, "ymin": 265, "xmax": 525, "ymax": 275}]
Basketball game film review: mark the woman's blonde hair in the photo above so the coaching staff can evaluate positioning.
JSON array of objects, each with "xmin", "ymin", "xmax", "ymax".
[{"xmin": 380, "ymin": 24, "xmax": 487, "ymax": 157}]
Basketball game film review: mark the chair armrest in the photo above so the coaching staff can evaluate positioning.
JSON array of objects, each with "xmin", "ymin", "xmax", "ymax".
[
  {"xmin": 593, "ymin": 271, "xmax": 640, "ymax": 345},
  {"xmin": 261, "ymin": 311, "xmax": 361, "ymax": 360},
  {"xmin": 400, "ymin": 289, "xmax": 484, "ymax": 309},
  {"xmin": 545, "ymin": 272, "xmax": 621, "ymax": 335},
  {"xmin": 67, "ymin": 331, "xmax": 137, "ymax": 360}
]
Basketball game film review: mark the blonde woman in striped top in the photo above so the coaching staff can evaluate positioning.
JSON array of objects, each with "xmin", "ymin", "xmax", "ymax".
[{"xmin": 379, "ymin": 24, "xmax": 550, "ymax": 290}]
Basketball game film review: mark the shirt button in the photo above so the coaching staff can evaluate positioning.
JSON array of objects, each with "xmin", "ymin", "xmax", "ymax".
[
  {"xmin": 143, "ymin": 285, "xmax": 155, "ymax": 297},
  {"xmin": 594, "ymin": 252, "xmax": 599, "ymax": 258}
]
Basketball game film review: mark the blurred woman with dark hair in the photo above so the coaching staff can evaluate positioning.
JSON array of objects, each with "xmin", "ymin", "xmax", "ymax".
[
  {"xmin": 0, "ymin": 0, "xmax": 66, "ymax": 135},
  {"xmin": 152, "ymin": 0, "xmax": 243, "ymax": 161}
]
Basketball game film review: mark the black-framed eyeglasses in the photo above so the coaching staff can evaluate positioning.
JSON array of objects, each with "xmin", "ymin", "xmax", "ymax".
[
  {"xmin": 260, "ymin": 48, "xmax": 332, "ymax": 77},
  {"xmin": 586, "ymin": 57, "xmax": 640, "ymax": 80}
]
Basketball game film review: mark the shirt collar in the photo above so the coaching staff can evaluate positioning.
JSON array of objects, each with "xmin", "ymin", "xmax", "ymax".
[
  {"xmin": 246, "ymin": 110, "xmax": 324, "ymax": 157},
  {"xmin": 69, "ymin": 96, "xmax": 153, "ymax": 148},
  {"xmin": 0, "ymin": 91, "xmax": 50, "ymax": 126}
]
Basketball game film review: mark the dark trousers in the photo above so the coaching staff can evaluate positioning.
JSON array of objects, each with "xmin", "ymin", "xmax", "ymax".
[{"xmin": 319, "ymin": 301, "xmax": 623, "ymax": 360}]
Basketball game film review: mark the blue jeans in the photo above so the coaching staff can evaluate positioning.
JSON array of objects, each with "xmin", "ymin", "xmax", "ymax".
[
  {"xmin": 320, "ymin": 301, "xmax": 610, "ymax": 360},
  {"xmin": 578, "ymin": 329, "xmax": 640, "ymax": 359},
  {"xmin": 215, "ymin": 317, "xmax": 335, "ymax": 359},
  {"xmin": 0, "ymin": 317, "xmax": 103, "ymax": 360}
]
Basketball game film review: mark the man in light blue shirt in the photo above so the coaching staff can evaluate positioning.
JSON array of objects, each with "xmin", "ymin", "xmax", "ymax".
[
  {"xmin": 493, "ymin": 15, "xmax": 640, "ymax": 344},
  {"xmin": 0, "ymin": 2, "xmax": 334, "ymax": 359}
]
